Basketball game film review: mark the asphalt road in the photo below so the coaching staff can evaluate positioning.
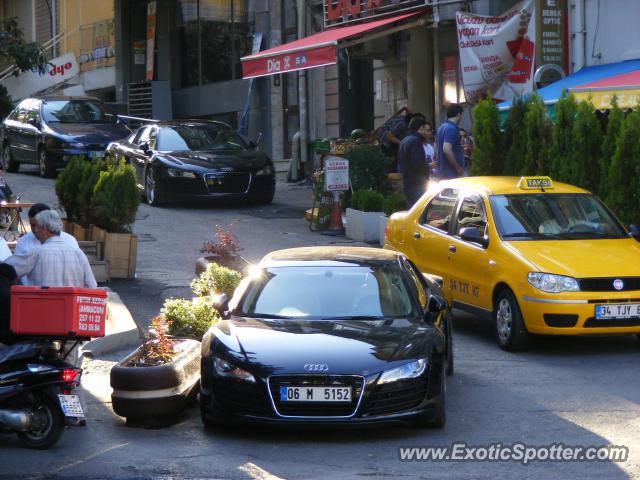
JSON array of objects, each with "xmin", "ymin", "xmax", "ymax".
[{"xmin": 2, "ymin": 167, "xmax": 640, "ymax": 480}]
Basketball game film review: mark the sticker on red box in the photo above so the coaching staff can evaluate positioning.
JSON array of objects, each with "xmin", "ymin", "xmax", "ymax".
[{"xmin": 76, "ymin": 295, "xmax": 107, "ymax": 335}]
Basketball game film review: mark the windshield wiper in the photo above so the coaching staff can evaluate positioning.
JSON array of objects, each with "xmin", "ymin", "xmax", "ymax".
[
  {"xmin": 248, "ymin": 313, "xmax": 291, "ymax": 319},
  {"xmin": 324, "ymin": 315, "xmax": 396, "ymax": 320}
]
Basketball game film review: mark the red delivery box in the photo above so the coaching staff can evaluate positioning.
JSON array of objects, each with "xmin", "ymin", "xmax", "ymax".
[{"xmin": 10, "ymin": 286, "xmax": 108, "ymax": 338}]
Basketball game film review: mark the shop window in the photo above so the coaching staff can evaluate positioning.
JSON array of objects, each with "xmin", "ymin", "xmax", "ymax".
[{"xmin": 441, "ymin": 55, "xmax": 466, "ymax": 105}]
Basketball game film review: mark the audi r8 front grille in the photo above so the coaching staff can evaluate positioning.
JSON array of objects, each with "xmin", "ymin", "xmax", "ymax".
[
  {"xmin": 362, "ymin": 376, "xmax": 429, "ymax": 416},
  {"xmin": 212, "ymin": 378, "xmax": 269, "ymax": 415},
  {"xmin": 268, "ymin": 375, "xmax": 364, "ymax": 417},
  {"xmin": 578, "ymin": 277, "xmax": 640, "ymax": 292},
  {"xmin": 204, "ymin": 173, "xmax": 251, "ymax": 194}
]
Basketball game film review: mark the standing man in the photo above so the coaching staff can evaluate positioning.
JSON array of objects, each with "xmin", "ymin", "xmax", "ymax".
[
  {"xmin": 14, "ymin": 203, "xmax": 79, "ymax": 285},
  {"xmin": 436, "ymin": 104, "xmax": 466, "ymax": 179},
  {"xmin": 398, "ymin": 116, "xmax": 431, "ymax": 208}
]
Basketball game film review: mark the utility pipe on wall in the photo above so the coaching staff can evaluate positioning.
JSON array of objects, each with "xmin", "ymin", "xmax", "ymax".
[
  {"xmin": 296, "ymin": 0, "xmax": 308, "ymax": 181},
  {"xmin": 572, "ymin": 0, "xmax": 586, "ymax": 72}
]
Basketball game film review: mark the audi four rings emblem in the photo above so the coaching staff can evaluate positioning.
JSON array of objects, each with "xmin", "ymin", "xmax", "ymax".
[
  {"xmin": 613, "ymin": 279, "xmax": 624, "ymax": 291},
  {"xmin": 304, "ymin": 363, "xmax": 328, "ymax": 372}
]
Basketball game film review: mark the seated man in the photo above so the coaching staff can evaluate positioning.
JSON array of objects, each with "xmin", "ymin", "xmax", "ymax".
[{"xmin": 539, "ymin": 198, "xmax": 579, "ymax": 234}]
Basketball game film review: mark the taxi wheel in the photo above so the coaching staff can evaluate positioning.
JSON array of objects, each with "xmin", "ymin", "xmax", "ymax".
[{"xmin": 494, "ymin": 289, "xmax": 529, "ymax": 351}]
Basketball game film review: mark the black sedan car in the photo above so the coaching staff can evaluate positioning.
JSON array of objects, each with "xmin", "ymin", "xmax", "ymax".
[
  {"xmin": 1, "ymin": 96, "xmax": 130, "ymax": 177},
  {"xmin": 200, "ymin": 246, "xmax": 453, "ymax": 428},
  {"xmin": 106, "ymin": 120, "xmax": 276, "ymax": 206}
]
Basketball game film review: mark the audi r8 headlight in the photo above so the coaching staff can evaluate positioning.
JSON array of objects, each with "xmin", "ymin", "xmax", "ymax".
[
  {"xmin": 255, "ymin": 164, "xmax": 274, "ymax": 176},
  {"xmin": 527, "ymin": 272, "xmax": 580, "ymax": 293},
  {"xmin": 213, "ymin": 357, "xmax": 255, "ymax": 383},
  {"xmin": 166, "ymin": 168, "xmax": 196, "ymax": 178},
  {"xmin": 378, "ymin": 358, "xmax": 428, "ymax": 384}
]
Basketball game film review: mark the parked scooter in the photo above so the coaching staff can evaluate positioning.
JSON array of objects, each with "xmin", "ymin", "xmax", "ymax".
[{"xmin": 0, "ymin": 340, "xmax": 84, "ymax": 449}]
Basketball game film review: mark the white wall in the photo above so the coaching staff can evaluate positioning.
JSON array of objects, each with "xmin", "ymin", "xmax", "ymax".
[{"xmin": 571, "ymin": 0, "xmax": 640, "ymax": 71}]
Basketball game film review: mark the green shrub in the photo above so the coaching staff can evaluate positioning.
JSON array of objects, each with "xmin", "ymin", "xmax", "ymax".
[
  {"xmin": 91, "ymin": 159, "xmax": 140, "ymax": 232},
  {"xmin": 599, "ymin": 96, "xmax": 624, "ymax": 198},
  {"xmin": 77, "ymin": 157, "xmax": 111, "ymax": 226},
  {"xmin": 0, "ymin": 85, "xmax": 14, "ymax": 121},
  {"xmin": 550, "ymin": 91, "xmax": 578, "ymax": 180},
  {"xmin": 383, "ymin": 192, "xmax": 406, "ymax": 215},
  {"xmin": 161, "ymin": 298, "xmax": 220, "ymax": 340},
  {"xmin": 471, "ymin": 94, "xmax": 502, "ymax": 175},
  {"xmin": 503, "ymin": 96, "xmax": 529, "ymax": 175},
  {"xmin": 522, "ymin": 95, "xmax": 552, "ymax": 175},
  {"xmin": 55, "ymin": 156, "xmax": 89, "ymax": 222},
  {"xmin": 350, "ymin": 189, "xmax": 384, "ymax": 212},
  {"xmin": 568, "ymin": 99, "xmax": 603, "ymax": 192},
  {"xmin": 191, "ymin": 261, "xmax": 243, "ymax": 298},
  {"xmin": 344, "ymin": 144, "xmax": 391, "ymax": 193}
]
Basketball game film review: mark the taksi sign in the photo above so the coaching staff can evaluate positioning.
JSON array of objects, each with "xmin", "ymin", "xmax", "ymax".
[{"xmin": 324, "ymin": 0, "xmax": 428, "ymax": 27}]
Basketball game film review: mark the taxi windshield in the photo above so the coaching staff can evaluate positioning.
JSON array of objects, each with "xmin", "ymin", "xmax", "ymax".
[{"xmin": 490, "ymin": 194, "xmax": 628, "ymax": 240}]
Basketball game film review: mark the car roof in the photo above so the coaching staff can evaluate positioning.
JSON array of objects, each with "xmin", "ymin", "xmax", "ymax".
[
  {"xmin": 151, "ymin": 119, "xmax": 233, "ymax": 129},
  {"xmin": 259, "ymin": 246, "xmax": 404, "ymax": 268},
  {"xmin": 436, "ymin": 176, "xmax": 589, "ymax": 195},
  {"xmin": 34, "ymin": 96, "xmax": 105, "ymax": 103}
]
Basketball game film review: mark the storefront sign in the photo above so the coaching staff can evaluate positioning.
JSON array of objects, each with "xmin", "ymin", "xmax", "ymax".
[
  {"xmin": 535, "ymin": 0, "xmax": 567, "ymax": 73},
  {"xmin": 325, "ymin": 157, "xmax": 350, "ymax": 191},
  {"xmin": 146, "ymin": 1, "xmax": 157, "ymax": 81},
  {"xmin": 324, "ymin": 0, "xmax": 427, "ymax": 28},
  {"xmin": 242, "ymin": 45, "xmax": 336, "ymax": 79},
  {"xmin": 2, "ymin": 53, "xmax": 79, "ymax": 101},
  {"xmin": 133, "ymin": 41, "xmax": 146, "ymax": 65},
  {"xmin": 456, "ymin": 0, "xmax": 536, "ymax": 104}
]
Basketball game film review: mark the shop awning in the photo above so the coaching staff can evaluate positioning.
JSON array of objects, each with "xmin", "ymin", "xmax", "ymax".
[
  {"xmin": 497, "ymin": 59, "xmax": 640, "ymax": 114},
  {"xmin": 241, "ymin": 11, "xmax": 428, "ymax": 79},
  {"xmin": 570, "ymin": 70, "xmax": 640, "ymax": 109}
]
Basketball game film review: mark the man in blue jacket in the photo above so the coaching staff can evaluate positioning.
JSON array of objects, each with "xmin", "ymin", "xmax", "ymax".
[
  {"xmin": 398, "ymin": 116, "xmax": 431, "ymax": 208},
  {"xmin": 436, "ymin": 103, "xmax": 466, "ymax": 180}
]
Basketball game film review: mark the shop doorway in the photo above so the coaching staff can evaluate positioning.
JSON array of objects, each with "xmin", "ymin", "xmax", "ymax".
[{"xmin": 338, "ymin": 53, "xmax": 374, "ymax": 138}]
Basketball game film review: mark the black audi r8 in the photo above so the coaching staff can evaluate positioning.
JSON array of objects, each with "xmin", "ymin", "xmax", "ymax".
[
  {"xmin": 200, "ymin": 246, "xmax": 453, "ymax": 428},
  {"xmin": 106, "ymin": 120, "xmax": 275, "ymax": 206}
]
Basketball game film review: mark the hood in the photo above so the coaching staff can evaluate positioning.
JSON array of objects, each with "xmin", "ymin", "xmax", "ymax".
[
  {"xmin": 506, "ymin": 238, "xmax": 640, "ymax": 277},
  {"xmin": 211, "ymin": 317, "xmax": 435, "ymax": 377},
  {"xmin": 159, "ymin": 150, "xmax": 269, "ymax": 171},
  {"xmin": 46, "ymin": 122, "xmax": 130, "ymax": 144}
]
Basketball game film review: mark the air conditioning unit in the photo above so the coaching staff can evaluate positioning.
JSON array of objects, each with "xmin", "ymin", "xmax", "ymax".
[{"xmin": 127, "ymin": 81, "xmax": 172, "ymax": 121}]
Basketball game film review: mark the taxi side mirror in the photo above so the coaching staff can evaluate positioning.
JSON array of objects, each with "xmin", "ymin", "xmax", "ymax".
[
  {"xmin": 459, "ymin": 226, "xmax": 488, "ymax": 248},
  {"xmin": 630, "ymin": 224, "xmax": 640, "ymax": 241}
]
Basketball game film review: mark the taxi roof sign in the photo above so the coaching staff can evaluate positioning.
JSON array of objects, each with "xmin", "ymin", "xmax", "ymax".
[{"xmin": 518, "ymin": 176, "xmax": 554, "ymax": 190}]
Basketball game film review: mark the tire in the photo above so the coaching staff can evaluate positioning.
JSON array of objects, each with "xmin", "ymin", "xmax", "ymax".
[
  {"xmin": 445, "ymin": 314, "xmax": 454, "ymax": 376},
  {"xmin": 3, "ymin": 143, "xmax": 19, "ymax": 172},
  {"xmin": 199, "ymin": 395, "xmax": 229, "ymax": 429},
  {"xmin": 17, "ymin": 394, "xmax": 65, "ymax": 449},
  {"xmin": 144, "ymin": 166, "xmax": 170, "ymax": 207},
  {"xmin": 38, "ymin": 146, "xmax": 56, "ymax": 178},
  {"xmin": 494, "ymin": 288, "xmax": 529, "ymax": 351},
  {"xmin": 254, "ymin": 185, "xmax": 275, "ymax": 205}
]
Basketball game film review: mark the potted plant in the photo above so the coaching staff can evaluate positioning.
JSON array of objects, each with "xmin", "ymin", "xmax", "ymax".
[
  {"xmin": 379, "ymin": 192, "xmax": 406, "ymax": 246},
  {"xmin": 346, "ymin": 189, "xmax": 385, "ymax": 243},
  {"xmin": 110, "ymin": 302, "xmax": 219, "ymax": 424},
  {"xmin": 196, "ymin": 224, "xmax": 248, "ymax": 275},
  {"xmin": 55, "ymin": 156, "xmax": 90, "ymax": 238},
  {"xmin": 191, "ymin": 262, "xmax": 243, "ymax": 300}
]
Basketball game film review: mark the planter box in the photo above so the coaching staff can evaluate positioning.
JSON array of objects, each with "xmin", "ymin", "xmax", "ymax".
[
  {"xmin": 72, "ymin": 223, "xmax": 89, "ymax": 241},
  {"xmin": 110, "ymin": 338, "xmax": 201, "ymax": 422},
  {"xmin": 90, "ymin": 260, "xmax": 110, "ymax": 283},
  {"xmin": 379, "ymin": 215, "xmax": 389, "ymax": 247},
  {"xmin": 89, "ymin": 225, "xmax": 107, "ymax": 244},
  {"xmin": 104, "ymin": 232, "xmax": 137, "ymax": 279},
  {"xmin": 62, "ymin": 219, "xmax": 74, "ymax": 234},
  {"xmin": 346, "ymin": 208, "xmax": 384, "ymax": 243}
]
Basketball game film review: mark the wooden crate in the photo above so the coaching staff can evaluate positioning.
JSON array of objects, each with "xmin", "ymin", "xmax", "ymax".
[
  {"xmin": 77, "ymin": 240, "xmax": 103, "ymax": 262},
  {"xmin": 72, "ymin": 223, "xmax": 89, "ymax": 241},
  {"xmin": 89, "ymin": 225, "xmax": 107, "ymax": 243},
  {"xmin": 90, "ymin": 260, "xmax": 110, "ymax": 283},
  {"xmin": 104, "ymin": 232, "xmax": 137, "ymax": 279}
]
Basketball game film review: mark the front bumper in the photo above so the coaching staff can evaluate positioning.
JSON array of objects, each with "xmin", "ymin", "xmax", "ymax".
[
  {"xmin": 520, "ymin": 292, "xmax": 640, "ymax": 334},
  {"xmin": 159, "ymin": 172, "xmax": 274, "ymax": 199}
]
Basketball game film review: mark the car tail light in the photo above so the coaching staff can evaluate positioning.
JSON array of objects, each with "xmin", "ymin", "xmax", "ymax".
[{"xmin": 62, "ymin": 369, "xmax": 80, "ymax": 383}]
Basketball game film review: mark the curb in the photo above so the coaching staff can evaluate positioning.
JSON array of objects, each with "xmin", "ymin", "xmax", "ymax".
[{"xmin": 82, "ymin": 288, "xmax": 143, "ymax": 357}]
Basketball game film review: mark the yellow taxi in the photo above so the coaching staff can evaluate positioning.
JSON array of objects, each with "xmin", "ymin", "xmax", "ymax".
[{"xmin": 384, "ymin": 176, "xmax": 640, "ymax": 350}]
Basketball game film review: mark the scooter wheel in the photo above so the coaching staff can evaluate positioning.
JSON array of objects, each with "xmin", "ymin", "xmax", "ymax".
[{"xmin": 17, "ymin": 394, "xmax": 65, "ymax": 449}]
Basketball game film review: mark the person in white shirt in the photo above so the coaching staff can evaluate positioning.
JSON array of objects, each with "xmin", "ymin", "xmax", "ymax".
[
  {"xmin": 0, "ymin": 238, "xmax": 10, "ymax": 261},
  {"xmin": 14, "ymin": 203, "xmax": 79, "ymax": 285}
]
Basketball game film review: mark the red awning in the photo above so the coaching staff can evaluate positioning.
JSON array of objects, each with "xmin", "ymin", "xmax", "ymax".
[{"xmin": 241, "ymin": 11, "xmax": 426, "ymax": 79}]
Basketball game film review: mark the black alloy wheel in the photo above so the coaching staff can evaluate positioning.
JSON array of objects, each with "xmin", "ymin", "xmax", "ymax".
[
  {"xmin": 494, "ymin": 288, "xmax": 530, "ymax": 351},
  {"xmin": 3, "ymin": 143, "xmax": 19, "ymax": 172},
  {"xmin": 38, "ymin": 146, "xmax": 55, "ymax": 178},
  {"xmin": 413, "ymin": 359, "xmax": 446, "ymax": 429},
  {"xmin": 144, "ymin": 166, "xmax": 170, "ymax": 207}
]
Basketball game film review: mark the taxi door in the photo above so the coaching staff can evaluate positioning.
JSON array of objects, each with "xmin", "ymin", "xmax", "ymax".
[
  {"xmin": 410, "ymin": 187, "xmax": 460, "ymax": 302},
  {"xmin": 445, "ymin": 192, "xmax": 494, "ymax": 313}
]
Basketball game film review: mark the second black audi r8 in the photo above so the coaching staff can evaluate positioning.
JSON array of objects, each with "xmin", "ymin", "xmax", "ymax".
[
  {"xmin": 106, "ymin": 120, "xmax": 275, "ymax": 206},
  {"xmin": 200, "ymin": 247, "xmax": 453, "ymax": 428}
]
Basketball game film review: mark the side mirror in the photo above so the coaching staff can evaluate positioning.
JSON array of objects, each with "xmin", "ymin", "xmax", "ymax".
[
  {"xmin": 26, "ymin": 117, "xmax": 38, "ymax": 127},
  {"xmin": 427, "ymin": 294, "xmax": 446, "ymax": 314},
  {"xmin": 141, "ymin": 142, "xmax": 152, "ymax": 156},
  {"xmin": 630, "ymin": 224, "xmax": 640, "ymax": 241},
  {"xmin": 248, "ymin": 140, "xmax": 257, "ymax": 149},
  {"xmin": 211, "ymin": 293, "xmax": 229, "ymax": 317},
  {"xmin": 459, "ymin": 226, "xmax": 488, "ymax": 248},
  {"xmin": 256, "ymin": 132, "xmax": 263, "ymax": 149}
]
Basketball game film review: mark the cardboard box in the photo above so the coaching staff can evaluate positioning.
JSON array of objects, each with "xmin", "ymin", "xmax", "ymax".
[{"xmin": 10, "ymin": 286, "xmax": 108, "ymax": 339}]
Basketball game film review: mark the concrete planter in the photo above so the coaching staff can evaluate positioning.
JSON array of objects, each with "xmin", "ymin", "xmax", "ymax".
[
  {"xmin": 379, "ymin": 215, "xmax": 389, "ymax": 247},
  {"xmin": 346, "ymin": 208, "xmax": 384, "ymax": 243},
  {"xmin": 110, "ymin": 338, "xmax": 201, "ymax": 423}
]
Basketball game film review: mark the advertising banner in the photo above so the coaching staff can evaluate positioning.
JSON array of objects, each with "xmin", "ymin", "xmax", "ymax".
[
  {"xmin": 146, "ymin": 0, "xmax": 157, "ymax": 81},
  {"xmin": 456, "ymin": 0, "xmax": 536, "ymax": 104},
  {"xmin": 2, "ymin": 52, "xmax": 80, "ymax": 101}
]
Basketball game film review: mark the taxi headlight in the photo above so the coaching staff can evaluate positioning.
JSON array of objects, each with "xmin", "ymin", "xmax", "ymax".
[
  {"xmin": 527, "ymin": 272, "xmax": 580, "ymax": 293},
  {"xmin": 167, "ymin": 168, "xmax": 196, "ymax": 178},
  {"xmin": 213, "ymin": 357, "xmax": 255, "ymax": 383},
  {"xmin": 378, "ymin": 358, "xmax": 427, "ymax": 384}
]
